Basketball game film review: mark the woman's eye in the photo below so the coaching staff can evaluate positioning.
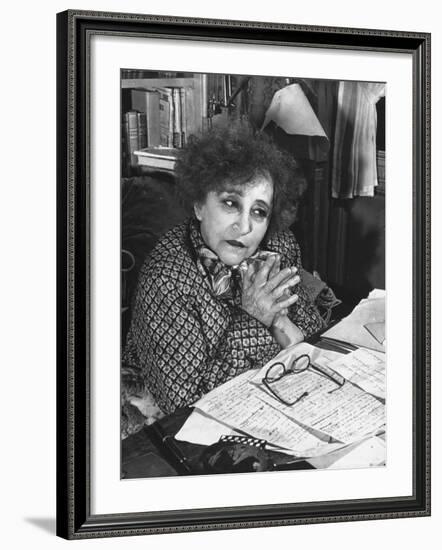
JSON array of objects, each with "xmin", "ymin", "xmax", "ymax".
[
  {"xmin": 253, "ymin": 208, "xmax": 268, "ymax": 219},
  {"xmin": 224, "ymin": 199, "xmax": 236, "ymax": 208}
]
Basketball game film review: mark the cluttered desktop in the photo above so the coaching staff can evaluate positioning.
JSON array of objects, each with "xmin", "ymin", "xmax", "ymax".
[{"xmin": 122, "ymin": 289, "xmax": 386, "ymax": 478}]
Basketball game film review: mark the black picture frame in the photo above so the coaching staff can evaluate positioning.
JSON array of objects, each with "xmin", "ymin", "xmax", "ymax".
[{"xmin": 56, "ymin": 9, "xmax": 431, "ymax": 539}]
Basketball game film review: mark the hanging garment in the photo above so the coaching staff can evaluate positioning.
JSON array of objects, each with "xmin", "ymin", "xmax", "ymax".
[{"xmin": 332, "ymin": 81, "xmax": 385, "ymax": 198}]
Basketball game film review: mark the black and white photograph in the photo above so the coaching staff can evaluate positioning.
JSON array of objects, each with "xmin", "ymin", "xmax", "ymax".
[
  {"xmin": 2, "ymin": 0, "xmax": 439, "ymax": 547},
  {"xmin": 120, "ymin": 70, "xmax": 387, "ymax": 478},
  {"xmin": 54, "ymin": 8, "xmax": 430, "ymax": 540}
]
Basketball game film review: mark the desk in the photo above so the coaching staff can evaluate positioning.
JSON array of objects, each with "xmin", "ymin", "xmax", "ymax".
[
  {"xmin": 122, "ymin": 407, "xmax": 315, "ymax": 478},
  {"xmin": 122, "ymin": 407, "xmax": 385, "ymax": 478},
  {"xmin": 122, "ymin": 302, "xmax": 386, "ymax": 478}
]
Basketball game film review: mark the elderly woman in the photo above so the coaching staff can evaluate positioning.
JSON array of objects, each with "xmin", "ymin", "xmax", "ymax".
[{"xmin": 123, "ymin": 124, "xmax": 324, "ymax": 419}]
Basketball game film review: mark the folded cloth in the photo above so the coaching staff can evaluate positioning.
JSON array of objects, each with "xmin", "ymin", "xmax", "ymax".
[
  {"xmin": 199, "ymin": 440, "xmax": 274, "ymax": 473},
  {"xmin": 301, "ymin": 268, "xmax": 341, "ymax": 325},
  {"xmin": 121, "ymin": 365, "xmax": 165, "ymax": 439}
]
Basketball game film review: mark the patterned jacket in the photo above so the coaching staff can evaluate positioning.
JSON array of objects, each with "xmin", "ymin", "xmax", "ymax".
[{"xmin": 123, "ymin": 218, "xmax": 324, "ymax": 415}]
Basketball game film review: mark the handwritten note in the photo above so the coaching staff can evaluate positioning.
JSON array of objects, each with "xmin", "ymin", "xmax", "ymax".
[
  {"xmin": 255, "ymin": 369, "xmax": 385, "ymax": 444},
  {"xmin": 327, "ymin": 348, "xmax": 385, "ymax": 400},
  {"xmin": 191, "ymin": 341, "xmax": 385, "ymax": 452},
  {"xmin": 249, "ymin": 342, "xmax": 385, "ymax": 444},
  {"xmin": 195, "ymin": 370, "xmax": 323, "ymax": 453}
]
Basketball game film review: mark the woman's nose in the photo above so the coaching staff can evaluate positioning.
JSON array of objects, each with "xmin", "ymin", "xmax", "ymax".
[{"xmin": 234, "ymin": 213, "xmax": 252, "ymax": 235}]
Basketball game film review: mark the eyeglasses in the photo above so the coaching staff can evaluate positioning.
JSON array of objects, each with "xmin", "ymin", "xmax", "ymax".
[{"xmin": 262, "ymin": 354, "xmax": 345, "ymax": 407}]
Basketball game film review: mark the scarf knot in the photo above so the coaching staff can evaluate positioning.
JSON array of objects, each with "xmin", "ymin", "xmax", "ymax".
[{"xmin": 190, "ymin": 219, "xmax": 277, "ymax": 300}]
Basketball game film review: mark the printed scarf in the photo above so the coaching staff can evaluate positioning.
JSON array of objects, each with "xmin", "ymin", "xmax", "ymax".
[{"xmin": 190, "ymin": 219, "xmax": 277, "ymax": 300}]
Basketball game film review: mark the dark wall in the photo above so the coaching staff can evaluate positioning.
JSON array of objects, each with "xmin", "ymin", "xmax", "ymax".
[{"xmin": 344, "ymin": 194, "xmax": 385, "ymax": 298}]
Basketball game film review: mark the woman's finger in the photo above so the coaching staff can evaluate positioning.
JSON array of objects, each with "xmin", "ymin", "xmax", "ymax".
[
  {"xmin": 266, "ymin": 266, "xmax": 297, "ymax": 292},
  {"xmin": 254, "ymin": 255, "xmax": 277, "ymax": 286},
  {"xmin": 274, "ymin": 293, "xmax": 299, "ymax": 311},
  {"xmin": 276, "ymin": 288, "xmax": 290, "ymax": 304},
  {"xmin": 243, "ymin": 263, "xmax": 256, "ymax": 289},
  {"xmin": 271, "ymin": 275, "xmax": 301, "ymax": 299},
  {"xmin": 268, "ymin": 254, "xmax": 280, "ymax": 280}
]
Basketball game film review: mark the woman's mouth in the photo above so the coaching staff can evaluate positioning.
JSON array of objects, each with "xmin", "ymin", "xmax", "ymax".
[{"xmin": 226, "ymin": 240, "xmax": 245, "ymax": 249}]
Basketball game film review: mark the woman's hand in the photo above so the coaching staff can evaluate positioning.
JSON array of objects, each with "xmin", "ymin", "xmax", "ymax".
[
  {"xmin": 241, "ymin": 255, "xmax": 300, "ymax": 327},
  {"xmin": 271, "ymin": 309, "xmax": 305, "ymax": 348}
]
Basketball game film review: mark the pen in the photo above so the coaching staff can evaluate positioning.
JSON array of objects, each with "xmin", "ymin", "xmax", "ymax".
[
  {"xmin": 311, "ymin": 363, "xmax": 346, "ymax": 387},
  {"xmin": 148, "ymin": 422, "xmax": 193, "ymax": 475},
  {"xmin": 319, "ymin": 337, "xmax": 359, "ymax": 353}
]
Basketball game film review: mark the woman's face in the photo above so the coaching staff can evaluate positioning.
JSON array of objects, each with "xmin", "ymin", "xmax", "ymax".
[{"xmin": 194, "ymin": 174, "xmax": 273, "ymax": 266}]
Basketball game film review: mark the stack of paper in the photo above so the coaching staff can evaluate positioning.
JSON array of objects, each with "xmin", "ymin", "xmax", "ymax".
[
  {"xmin": 321, "ymin": 289, "xmax": 386, "ymax": 352},
  {"xmin": 326, "ymin": 348, "xmax": 385, "ymax": 400},
  {"xmin": 176, "ymin": 342, "xmax": 386, "ymax": 462},
  {"xmin": 248, "ymin": 346, "xmax": 385, "ymax": 445}
]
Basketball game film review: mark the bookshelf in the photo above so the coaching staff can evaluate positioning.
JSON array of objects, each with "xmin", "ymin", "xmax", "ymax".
[{"xmin": 121, "ymin": 73, "xmax": 208, "ymax": 176}]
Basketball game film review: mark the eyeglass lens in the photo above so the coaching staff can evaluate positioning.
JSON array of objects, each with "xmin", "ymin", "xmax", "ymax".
[{"xmin": 290, "ymin": 354, "xmax": 310, "ymax": 373}]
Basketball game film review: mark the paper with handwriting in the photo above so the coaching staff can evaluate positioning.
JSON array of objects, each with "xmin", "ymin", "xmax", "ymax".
[
  {"xmin": 192, "ymin": 342, "xmax": 385, "ymax": 451},
  {"xmin": 194, "ymin": 369, "xmax": 323, "ymax": 453},
  {"xmin": 326, "ymin": 348, "xmax": 385, "ymax": 400}
]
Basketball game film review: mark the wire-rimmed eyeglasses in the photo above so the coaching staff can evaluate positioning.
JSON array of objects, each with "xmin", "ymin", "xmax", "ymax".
[{"xmin": 262, "ymin": 354, "xmax": 346, "ymax": 407}]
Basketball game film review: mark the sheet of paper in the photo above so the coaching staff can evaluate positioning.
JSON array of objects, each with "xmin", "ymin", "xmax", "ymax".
[
  {"xmin": 251, "ymin": 342, "xmax": 344, "ymax": 381},
  {"xmin": 321, "ymin": 289, "xmax": 386, "ymax": 352},
  {"xmin": 327, "ymin": 348, "xmax": 386, "ymax": 400},
  {"xmin": 224, "ymin": 396, "xmax": 324, "ymax": 452},
  {"xmin": 365, "ymin": 321, "xmax": 386, "ymax": 345},
  {"xmin": 175, "ymin": 409, "xmax": 240, "ymax": 446},
  {"xmin": 176, "ymin": 408, "xmax": 352, "ymax": 458},
  {"xmin": 188, "ymin": 340, "xmax": 385, "ymax": 452},
  {"xmin": 195, "ymin": 368, "xmax": 323, "ymax": 454},
  {"xmin": 254, "ymin": 367, "xmax": 385, "ymax": 444},
  {"xmin": 178, "ymin": 407, "xmax": 356, "ymax": 457},
  {"xmin": 250, "ymin": 342, "xmax": 385, "ymax": 443},
  {"xmin": 367, "ymin": 288, "xmax": 386, "ymax": 300},
  {"xmin": 309, "ymin": 436, "xmax": 386, "ymax": 470}
]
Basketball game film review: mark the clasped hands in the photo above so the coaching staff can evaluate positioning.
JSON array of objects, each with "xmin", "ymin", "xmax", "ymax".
[{"xmin": 241, "ymin": 254, "xmax": 300, "ymax": 328}]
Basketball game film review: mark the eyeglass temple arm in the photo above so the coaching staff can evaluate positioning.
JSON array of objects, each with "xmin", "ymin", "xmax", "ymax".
[{"xmin": 310, "ymin": 362, "xmax": 345, "ymax": 386}]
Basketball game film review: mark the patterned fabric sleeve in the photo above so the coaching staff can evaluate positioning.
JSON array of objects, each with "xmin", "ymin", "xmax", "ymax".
[{"xmin": 125, "ymin": 270, "xmax": 280, "ymax": 415}]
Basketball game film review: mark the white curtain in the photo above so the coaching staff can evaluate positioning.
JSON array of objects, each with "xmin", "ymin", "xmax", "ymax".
[{"xmin": 332, "ymin": 81, "xmax": 385, "ymax": 198}]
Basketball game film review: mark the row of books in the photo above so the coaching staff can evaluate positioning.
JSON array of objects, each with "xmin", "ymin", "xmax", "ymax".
[
  {"xmin": 121, "ymin": 111, "xmax": 178, "ymax": 172},
  {"xmin": 123, "ymin": 85, "xmax": 192, "ymax": 166},
  {"xmin": 122, "ymin": 111, "xmax": 148, "ymax": 169},
  {"xmin": 376, "ymin": 149, "xmax": 385, "ymax": 191},
  {"xmin": 121, "ymin": 69, "xmax": 184, "ymax": 79}
]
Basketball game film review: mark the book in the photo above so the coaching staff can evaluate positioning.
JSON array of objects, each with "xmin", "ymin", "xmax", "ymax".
[
  {"xmin": 183, "ymin": 85, "xmax": 197, "ymax": 138},
  {"xmin": 376, "ymin": 149, "xmax": 385, "ymax": 193},
  {"xmin": 179, "ymin": 87, "xmax": 187, "ymax": 147},
  {"xmin": 136, "ymin": 112, "xmax": 147, "ymax": 150},
  {"xmin": 124, "ymin": 111, "xmax": 140, "ymax": 167},
  {"xmin": 134, "ymin": 147, "xmax": 177, "ymax": 172},
  {"xmin": 154, "ymin": 87, "xmax": 174, "ymax": 147},
  {"xmin": 130, "ymin": 88, "xmax": 161, "ymax": 147},
  {"xmin": 121, "ymin": 121, "xmax": 128, "ymax": 172},
  {"xmin": 172, "ymin": 88, "xmax": 182, "ymax": 148}
]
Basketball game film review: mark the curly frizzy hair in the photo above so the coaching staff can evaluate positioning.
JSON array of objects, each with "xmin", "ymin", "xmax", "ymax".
[{"xmin": 174, "ymin": 122, "xmax": 306, "ymax": 235}]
